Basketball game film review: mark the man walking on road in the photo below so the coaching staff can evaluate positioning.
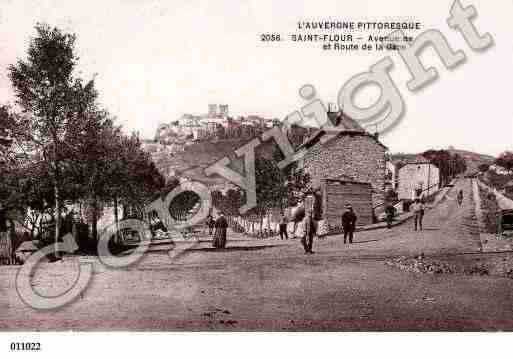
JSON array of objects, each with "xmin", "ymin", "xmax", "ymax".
[
  {"xmin": 279, "ymin": 213, "xmax": 288, "ymax": 240},
  {"xmin": 342, "ymin": 204, "xmax": 357, "ymax": 244},
  {"xmin": 411, "ymin": 198, "xmax": 425, "ymax": 231},
  {"xmin": 300, "ymin": 193, "xmax": 319, "ymax": 254},
  {"xmin": 301, "ymin": 209, "xmax": 316, "ymax": 254},
  {"xmin": 457, "ymin": 190, "xmax": 464, "ymax": 206}
]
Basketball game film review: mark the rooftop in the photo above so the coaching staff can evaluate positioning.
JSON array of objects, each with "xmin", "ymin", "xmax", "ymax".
[{"xmin": 298, "ymin": 111, "xmax": 388, "ymax": 150}]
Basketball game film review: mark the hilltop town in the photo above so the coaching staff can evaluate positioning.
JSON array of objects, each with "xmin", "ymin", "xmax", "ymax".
[
  {"xmin": 144, "ymin": 104, "xmax": 280, "ymax": 153},
  {"xmin": 142, "ymin": 104, "xmax": 312, "ymax": 183}
]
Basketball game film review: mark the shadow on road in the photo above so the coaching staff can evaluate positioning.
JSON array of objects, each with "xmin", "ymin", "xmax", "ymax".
[{"xmin": 187, "ymin": 245, "xmax": 283, "ymax": 253}]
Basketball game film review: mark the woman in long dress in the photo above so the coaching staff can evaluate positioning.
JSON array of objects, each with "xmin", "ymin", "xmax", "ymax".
[{"xmin": 213, "ymin": 213, "xmax": 228, "ymax": 249}]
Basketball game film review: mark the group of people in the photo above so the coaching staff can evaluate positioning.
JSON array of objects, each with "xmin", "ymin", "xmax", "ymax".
[
  {"xmin": 278, "ymin": 188, "xmax": 358, "ymax": 255},
  {"xmin": 300, "ymin": 201, "xmax": 357, "ymax": 254},
  {"xmin": 206, "ymin": 187, "xmax": 359, "ymax": 255},
  {"xmin": 206, "ymin": 187, "xmax": 461, "ymax": 252},
  {"xmin": 410, "ymin": 189, "xmax": 464, "ymax": 232}
]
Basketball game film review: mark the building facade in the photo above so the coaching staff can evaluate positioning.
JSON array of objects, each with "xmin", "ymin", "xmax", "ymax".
[
  {"xmin": 396, "ymin": 161, "xmax": 440, "ymax": 200},
  {"xmin": 297, "ymin": 112, "xmax": 388, "ymax": 211}
]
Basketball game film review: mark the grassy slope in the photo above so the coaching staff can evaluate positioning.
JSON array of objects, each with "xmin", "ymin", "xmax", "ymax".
[{"xmin": 151, "ymin": 138, "xmax": 276, "ymax": 185}]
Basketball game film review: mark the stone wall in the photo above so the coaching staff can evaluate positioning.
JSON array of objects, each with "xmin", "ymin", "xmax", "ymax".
[{"xmin": 301, "ymin": 133, "xmax": 387, "ymax": 210}]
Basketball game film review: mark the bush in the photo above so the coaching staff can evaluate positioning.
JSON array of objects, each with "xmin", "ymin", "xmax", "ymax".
[{"xmin": 479, "ymin": 186, "xmax": 500, "ymax": 233}]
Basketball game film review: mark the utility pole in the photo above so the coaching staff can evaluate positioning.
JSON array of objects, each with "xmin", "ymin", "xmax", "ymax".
[{"xmin": 427, "ymin": 162, "xmax": 431, "ymax": 196}]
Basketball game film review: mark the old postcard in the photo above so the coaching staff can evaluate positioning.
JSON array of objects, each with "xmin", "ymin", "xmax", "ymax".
[{"xmin": 0, "ymin": 0, "xmax": 512, "ymax": 357}]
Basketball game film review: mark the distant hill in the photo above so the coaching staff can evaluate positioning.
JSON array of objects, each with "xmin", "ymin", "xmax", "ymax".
[
  {"xmin": 390, "ymin": 148, "xmax": 495, "ymax": 175},
  {"xmin": 447, "ymin": 148, "xmax": 495, "ymax": 175}
]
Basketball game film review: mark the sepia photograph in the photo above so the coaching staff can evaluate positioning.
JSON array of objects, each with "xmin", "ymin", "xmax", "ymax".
[{"xmin": 0, "ymin": 0, "xmax": 512, "ymax": 357}]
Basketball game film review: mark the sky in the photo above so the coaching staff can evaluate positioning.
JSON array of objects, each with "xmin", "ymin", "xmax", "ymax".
[{"xmin": 0, "ymin": 0, "xmax": 511, "ymax": 156}]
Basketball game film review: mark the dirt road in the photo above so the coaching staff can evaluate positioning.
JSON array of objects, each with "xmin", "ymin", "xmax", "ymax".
[{"xmin": 2, "ymin": 179, "xmax": 513, "ymax": 331}]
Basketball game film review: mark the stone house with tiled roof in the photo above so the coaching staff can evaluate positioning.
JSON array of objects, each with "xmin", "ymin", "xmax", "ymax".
[{"xmin": 297, "ymin": 111, "xmax": 388, "ymax": 214}]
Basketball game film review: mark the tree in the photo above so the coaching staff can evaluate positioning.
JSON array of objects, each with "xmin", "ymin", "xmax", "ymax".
[
  {"xmin": 243, "ymin": 157, "xmax": 288, "ymax": 234},
  {"xmin": 5, "ymin": 24, "xmax": 168, "ymax": 250},
  {"xmin": 0, "ymin": 106, "xmax": 14, "ymax": 159},
  {"xmin": 0, "ymin": 106, "xmax": 60, "ymax": 237},
  {"xmin": 478, "ymin": 163, "xmax": 491, "ymax": 173},
  {"xmin": 8, "ymin": 24, "xmax": 95, "ymax": 254},
  {"xmin": 272, "ymin": 142, "xmax": 311, "ymax": 208},
  {"xmin": 225, "ymin": 188, "xmax": 244, "ymax": 216},
  {"xmin": 423, "ymin": 150, "xmax": 467, "ymax": 185},
  {"xmin": 284, "ymin": 168, "xmax": 310, "ymax": 208},
  {"xmin": 116, "ymin": 133, "xmax": 166, "ymax": 216},
  {"xmin": 495, "ymin": 151, "xmax": 513, "ymax": 173},
  {"xmin": 66, "ymin": 107, "xmax": 120, "ymax": 241}
]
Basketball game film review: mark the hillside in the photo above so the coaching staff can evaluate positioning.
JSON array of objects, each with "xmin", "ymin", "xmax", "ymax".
[
  {"xmin": 149, "ymin": 138, "xmax": 277, "ymax": 187},
  {"xmin": 447, "ymin": 148, "xmax": 495, "ymax": 175}
]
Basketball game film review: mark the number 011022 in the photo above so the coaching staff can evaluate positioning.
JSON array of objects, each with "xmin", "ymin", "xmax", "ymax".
[{"xmin": 10, "ymin": 342, "xmax": 41, "ymax": 351}]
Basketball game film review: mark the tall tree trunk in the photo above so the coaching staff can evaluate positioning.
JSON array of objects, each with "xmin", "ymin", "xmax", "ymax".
[
  {"xmin": 52, "ymin": 145, "xmax": 62, "ymax": 259},
  {"xmin": 92, "ymin": 197, "xmax": 98, "ymax": 242},
  {"xmin": 54, "ymin": 182, "xmax": 61, "ymax": 258},
  {"xmin": 113, "ymin": 195, "xmax": 119, "ymax": 244},
  {"xmin": 38, "ymin": 214, "xmax": 43, "ymax": 240}
]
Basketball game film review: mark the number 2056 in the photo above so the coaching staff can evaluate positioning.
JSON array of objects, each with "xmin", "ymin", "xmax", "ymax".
[{"xmin": 260, "ymin": 34, "xmax": 281, "ymax": 41}]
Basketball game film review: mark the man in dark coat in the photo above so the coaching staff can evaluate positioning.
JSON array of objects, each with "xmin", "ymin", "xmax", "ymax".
[
  {"xmin": 385, "ymin": 204, "xmax": 395, "ymax": 229},
  {"xmin": 302, "ymin": 210, "xmax": 316, "ymax": 254},
  {"xmin": 312, "ymin": 188, "xmax": 323, "ymax": 222},
  {"xmin": 411, "ymin": 198, "xmax": 425, "ymax": 231},
  {"xmin": 457, "ymin": 190, "xmax": 464, "ymax": 206},
  {"xmin": 279, "ymin": 213, "xmax": 288, "ymax": 240},
  {"xmin": 301, "ymin": 194, "xmax": 319, "ymax": 254},
  {"xmin": 213, "ymin": 213, "xmax": 228, "ymax": 249},
  {"xmin": 341, "ymin": 204, "xmax": 357, "ymax": 244},
  {"xmin": 206, "ymin": 214, "xmax": 215, "ymax": 235}
]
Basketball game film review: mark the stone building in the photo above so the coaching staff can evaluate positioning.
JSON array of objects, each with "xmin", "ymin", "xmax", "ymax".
[
  {"xmin": 395, "ymin": 157, "xmax": 440, "ymax": 200},
  {"xmin": 297, "ymin": 111, "xmax": 388, "ymax": 211}
]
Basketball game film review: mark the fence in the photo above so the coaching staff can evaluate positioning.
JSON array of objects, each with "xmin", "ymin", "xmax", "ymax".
[
  {"xmin": 229, "ymin": 208, "xmax": 282, "ymax": 238},
  {"xmin": 0, "ymin": 231, "xmax": 14, "ymax": 265}
]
